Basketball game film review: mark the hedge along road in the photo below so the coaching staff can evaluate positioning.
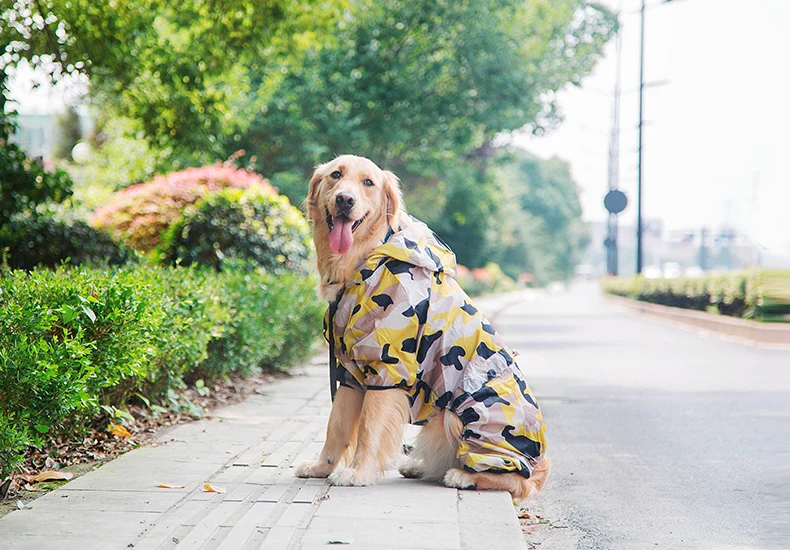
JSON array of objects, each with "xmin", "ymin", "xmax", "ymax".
[{"xmin": 501, "ymin": 281, "xmax": 789, "ymax": 549}]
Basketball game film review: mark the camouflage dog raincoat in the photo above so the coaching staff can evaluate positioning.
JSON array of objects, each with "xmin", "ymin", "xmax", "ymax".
[{"xmin": 326, "ymin": 215, "xmax": 547, "ymax": 478}]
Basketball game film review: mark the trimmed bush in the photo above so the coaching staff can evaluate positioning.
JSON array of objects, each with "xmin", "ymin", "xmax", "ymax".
[
  {"xmin": 0, "ymin": 413, "xmax": 28, "ymax": 478},
  {"xmin": 159, "ymin": 186, "xmax": 312, "ymax": 274},
  {"xmin": 0, "ymin": 264, "xmax": 323, "ymax": 476},
  {"xmin": 92, "ymin": 164, "xmax": 273, "ymax": 253},
  {"xmin": 200, "ymin": 268, "xmax": 324, "ymax": 378},
  {"xmin": 601, "ymin": 270, "xmax": 788, "ymax": 321},
  {"xmin": 0, "ymin": 211, "xmax": 133, "ymax": 270}
]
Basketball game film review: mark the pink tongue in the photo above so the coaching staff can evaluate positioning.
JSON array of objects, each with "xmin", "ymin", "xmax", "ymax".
[{"xmin": 328, "ymin": 217, "xmax": 354, "ymax": 254}]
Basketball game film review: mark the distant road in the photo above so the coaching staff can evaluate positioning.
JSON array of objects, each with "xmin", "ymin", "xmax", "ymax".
[{"xmin": 495, "ymin": 282, "xmax": 790, "ymax": 550}]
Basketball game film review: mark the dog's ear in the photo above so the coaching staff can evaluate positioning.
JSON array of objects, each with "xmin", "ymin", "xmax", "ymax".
[
  {"xmin": 306, "ymin": 165, "xmax": 325, "ymax": 221},
  {"xmin": 382, "ymin": 170, "xmax": 403, "ymax": 224}
]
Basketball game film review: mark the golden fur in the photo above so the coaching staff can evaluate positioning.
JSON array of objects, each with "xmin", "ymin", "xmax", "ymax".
[
  {"xmin": 305, "ymin": 155, "xmax": 402, "ymax": 302},
  {"xmin": 296, "ymin": 155, "xmax": 550, "ymax": 499}
]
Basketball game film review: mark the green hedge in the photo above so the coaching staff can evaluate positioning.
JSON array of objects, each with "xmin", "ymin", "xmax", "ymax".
[
  {"xmin": 159, "ymin": 186, "xmax": 312, "ymax": 274},
  {"xmin": 0, "ymin": 264, "xmax": 323, "ymax": 477},
  {"xmin": 1, "ymin": 211, "xmax": 133, "ymax": 270},
  {"xmin": 602, "ymin": 270, "xmax": 790, "ymax": 321}
]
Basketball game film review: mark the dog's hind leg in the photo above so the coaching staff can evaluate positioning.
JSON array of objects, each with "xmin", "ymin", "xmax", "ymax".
[
  {"xmin": 444, "ymin": 456, "xmax": 551, "ymax": 501},
  {"xmin": 295, "ymin": 385, "xmax": 363, "ymax": 478},
  {"xmin": 330, "ymin": 388, "xmax": 409, "ymax": 486},
  {"xmin": 399, "ymin": 410, "xmax": 463, "ymax": 482}
]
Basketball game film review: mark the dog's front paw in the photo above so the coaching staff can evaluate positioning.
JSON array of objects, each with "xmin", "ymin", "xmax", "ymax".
[
  {"xmin": 329, "ymin": 467, "xmax": 379, "ymax": 487},
  {"xmin": 444, "ymin": 468, "xmax": 477, "ymax": 490},
  {"xmin": 295, "ymin": 459, "xmax": 331, "ymax": 479}
]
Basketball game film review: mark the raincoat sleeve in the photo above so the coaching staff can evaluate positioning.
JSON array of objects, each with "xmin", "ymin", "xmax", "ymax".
[{"xmin": 343, "ymin": 269, "xmax": 425, "ymax": 389}]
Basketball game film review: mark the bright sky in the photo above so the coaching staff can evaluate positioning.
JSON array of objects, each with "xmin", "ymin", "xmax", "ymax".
[{"xmin": 513, "ymin": 0, "xmax": 790, "ymax": 248}]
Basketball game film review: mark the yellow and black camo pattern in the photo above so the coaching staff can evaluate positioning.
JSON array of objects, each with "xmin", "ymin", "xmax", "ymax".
[{"xmin": 326, "ymin": 215, "xmax": 547, "ymax": 478}]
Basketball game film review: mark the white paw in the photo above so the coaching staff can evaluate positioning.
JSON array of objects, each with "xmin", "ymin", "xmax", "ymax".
[
  {"xmin": 329, "ymin": 467, "xmax": 379, "ymax": 487},
  {"xmin": 294, "ymin": 460, "xmax": 329, "ymax": 479},
  {"xmin": 444, "ymin": 468, "xmax": 477, "ymax": 490}
]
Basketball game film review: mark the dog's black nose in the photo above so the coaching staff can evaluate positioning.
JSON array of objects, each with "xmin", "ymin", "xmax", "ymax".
[{"xmin": 335, "ymin": 193, "xmax": 356, "ymax": 210}]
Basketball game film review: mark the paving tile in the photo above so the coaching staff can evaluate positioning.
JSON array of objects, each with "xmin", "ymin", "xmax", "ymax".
[
  {"xmin": 222, "ymin": 484, "xmax": 257, "ymax": 502},
  {"xmin": 257, "ymin": 484, "xmax": 288, "ymax": 503},
  {"xmin": 0, "ymin": 535, "xmax": 133, "ymax": 550},
  {"xmin": 261, "ymin": 441, "xmax": 300, "ymax": 467},
  {"xmin": 134, "ymin": 499, "xmax": 209, "ymax": 549},
  {"xmin": 0, "ymin": 508, "xmax": 157, "ymax": 539},
  {"xmin": 260, "ymin": 525, "xmax": 296, "ymax": 549},
  {"xmin": 244, "ymin": 465, "xmax": 280, "ymax": 485},
  {"xmin": 215, "ymin": 501, "xmax": 277, "ymax": 550},
  {"xmin": 212, "ymin": 465, "xmax": 253, "ymax": 484},
  {"xmin": 275, "ymin": 502, "xmax": 313, "ymax": 527},
  {"xmin": 24, "ymin": 488, "xmax": 185, "ymax": 513},
  {"xmin": 233, "ymin": 441, "xmax": 277, "ymax": 467},
  {"xmin": 175, "ymin": 501, "xmax": 245, "ymax": 548},
  {"xmin": 293, "ymin": 483, "xmax": 324, "ymax": 504},
  {"xmin": 301, "ymin": 516, "xmax": 462, "ymax": 549}
]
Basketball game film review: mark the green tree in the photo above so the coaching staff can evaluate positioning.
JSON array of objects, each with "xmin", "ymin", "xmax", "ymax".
[
  {"xmin": 492, "ymin": 149, "xmax": 589, "ymax": 283},
  {"xmin": 1, "ymin": 0, "xmax": 345, "ymax": 162},
  {"xmin": 241, "ymin": 0, "xmax": 616, "ymax": 179},
  {"xmin": 0, "ymin": 70, "xmax": 72, "ymax": 228}
]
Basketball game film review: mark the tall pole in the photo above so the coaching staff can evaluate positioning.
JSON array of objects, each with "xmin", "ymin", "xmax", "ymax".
[
  {"xmin": 636, "ymin": 0, "xmax": 646, "ymax": 274},
  {"xmin": 606, "ymin": 10, "xmax": 623, "ymax": 276}
]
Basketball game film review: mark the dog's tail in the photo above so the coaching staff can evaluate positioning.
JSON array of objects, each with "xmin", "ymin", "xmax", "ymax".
[{"xmin": 518, "ymin": 455, "xmax": 551, "ymax": 499}]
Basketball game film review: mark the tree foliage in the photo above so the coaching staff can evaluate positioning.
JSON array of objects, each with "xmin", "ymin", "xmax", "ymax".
[
  {"xmin": 1, "ymin": 0, "xmax": 345, "ymax": 159},
  {"xmin": 492, "ymin": 149, "xmax": 590, "ymax": 283},
  {"xmin": 0, "ymin": 89, "xmax": 72, "ymax": 227},
  {"xmin": 241, "ymin": 0, "xmax": 617, "ymax": 178}
]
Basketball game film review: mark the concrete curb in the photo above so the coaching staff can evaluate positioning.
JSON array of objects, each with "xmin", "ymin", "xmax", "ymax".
[{"xmin": 604, "ymin": 294, "xmax": 790, "ymax": 348}]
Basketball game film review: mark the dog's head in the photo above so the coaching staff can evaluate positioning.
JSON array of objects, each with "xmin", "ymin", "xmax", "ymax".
[{"xmin": 307, "ymin": 155, "xmax": 402, "ymax": 255}]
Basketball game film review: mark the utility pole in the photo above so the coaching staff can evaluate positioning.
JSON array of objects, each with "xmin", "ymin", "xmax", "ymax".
[
  {"xmin": 606, "ymin": 7, "xmax": 623, "ymax": 276},
  {"xmin": 636, "ymin": 0, "xmax": 646, "ymax": 274}
]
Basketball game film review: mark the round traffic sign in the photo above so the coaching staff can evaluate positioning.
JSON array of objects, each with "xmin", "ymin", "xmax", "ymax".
[{"xmin": 604, "ymin": 189, "xmax": 628, "ymax": 214}]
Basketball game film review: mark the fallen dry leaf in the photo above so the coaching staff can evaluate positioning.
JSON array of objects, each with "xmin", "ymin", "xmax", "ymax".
[
  {"xmin": 203, "ymin": 483, "xmax": 226, "ymax": 494},
  {"xmin": 108, "ymin": 423, "xmax": 132, "ymax": 439},
  {"xmin": 154, "ymin": 481, "xmax": 186, "ymax": 489},
  {"xmin": 517, "ymin": 510, "xmax": 532, "ymax": 519},
  {"xmin": 29, "ymin": 470, "xmax": 74, "ymax": 483}
]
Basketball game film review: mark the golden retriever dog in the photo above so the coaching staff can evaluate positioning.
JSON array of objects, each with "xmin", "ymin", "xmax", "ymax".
[{"xmin": 295, "ymin": 155, "xmax": 550, "ymax": 500}]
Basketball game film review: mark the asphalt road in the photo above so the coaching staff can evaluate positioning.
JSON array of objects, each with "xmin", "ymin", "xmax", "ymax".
[{"xmin": 495, "ymin": 282, "xmax": 790, "ymax": 550}]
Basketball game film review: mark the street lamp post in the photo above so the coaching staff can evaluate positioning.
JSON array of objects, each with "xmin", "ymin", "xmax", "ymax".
[{"xmin": 636, "ymin": 0, "xmax": 676, "ymax": 275}]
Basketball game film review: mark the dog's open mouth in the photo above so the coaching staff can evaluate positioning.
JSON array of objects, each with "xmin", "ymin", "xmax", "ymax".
[{"xmin": 326, "ymin": 208, "xmax": 366, "ymax": 255}]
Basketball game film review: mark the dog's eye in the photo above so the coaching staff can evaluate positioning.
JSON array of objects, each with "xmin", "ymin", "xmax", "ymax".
[
  {"xmin": 363, "ymin": 179, "xmax": 374, "ymax": 187},
  {"xmin": 331, "ymin": 170, "xmax": 342, "ymax": 179}
]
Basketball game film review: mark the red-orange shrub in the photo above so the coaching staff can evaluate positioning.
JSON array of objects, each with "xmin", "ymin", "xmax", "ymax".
[{"xmin": 92, "ymin": 164, "xmax": 273, "ymax": 252}]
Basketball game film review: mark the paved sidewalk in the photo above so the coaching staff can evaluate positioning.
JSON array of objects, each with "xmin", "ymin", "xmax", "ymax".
[{"xmin": 2, "ymin": 293, "xmax": 533, "ymax": 550}]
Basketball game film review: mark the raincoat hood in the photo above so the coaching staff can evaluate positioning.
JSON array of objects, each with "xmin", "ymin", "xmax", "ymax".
[{"xmin": 351, "ymin": 215, "xmax": 457, "ymax": 283}]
